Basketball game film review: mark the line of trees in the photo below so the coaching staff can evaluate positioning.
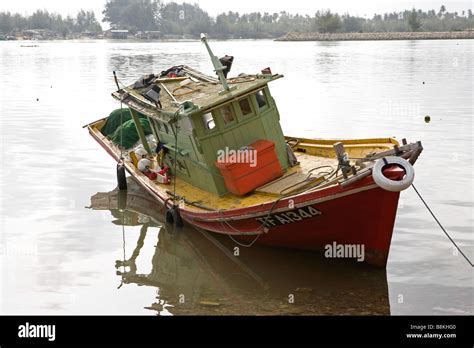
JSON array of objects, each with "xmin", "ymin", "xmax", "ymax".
[
  {"xmin": 1, "ymin": 1, "xmax": 473, "ymax": 39},
  {"xmin": 101, "ymin": 1, "xmax": 474, "ymax": 38},
  {"xmin": 0, "ymin": 9, "xmax": 101, "ymax": 37}
]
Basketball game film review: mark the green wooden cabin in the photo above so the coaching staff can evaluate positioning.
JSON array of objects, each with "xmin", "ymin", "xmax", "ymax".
[{"xmin": 112, "ymin": 42, "xmax": 289, "ymax": 196}]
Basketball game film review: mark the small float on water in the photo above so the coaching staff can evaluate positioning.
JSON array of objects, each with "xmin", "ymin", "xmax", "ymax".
[{"xmin": 86, "ymin": 34, "xmax": 423, "ymax": 267}]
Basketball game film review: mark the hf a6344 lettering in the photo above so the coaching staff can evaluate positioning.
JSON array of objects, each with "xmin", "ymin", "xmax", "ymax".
[{"xmin": 256, "ymin": 206, "xmax": 322, "ymax": 227}]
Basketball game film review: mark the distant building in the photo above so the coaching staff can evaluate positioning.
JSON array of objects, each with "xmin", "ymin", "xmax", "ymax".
[
  {"xmin": 135, "ymin": 31, "xmax": 161, "ymax": 40},
  {"xmin": 22, "ymin": 29, "xmax": 57, "ymax": 40},
  {"xmin": 145, "ymin": 31, "xmax": 161, "ymax": 39},
  {"xmin": 81, "ymin": 31, "xmax": 99, "ymax": 38},
  {"xmin": 110, "ymin": 29, "xmax": 129, "ymax": 39}
]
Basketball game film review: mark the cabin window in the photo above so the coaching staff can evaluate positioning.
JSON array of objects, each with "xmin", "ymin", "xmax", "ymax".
[
  {"xmin": 239, "ymin": 98, "xmax": 253, "ymax": 116},
  {"xmin": 220, "ymin": 105, "xmax": 235, "ymax": 125},
  {"xmin": 256, "ymin": 90, "xmax": 267, "ymax": 108},
  {"xmin": 201, "ymin": 112, "xmax": 216, "ymax": 131}
]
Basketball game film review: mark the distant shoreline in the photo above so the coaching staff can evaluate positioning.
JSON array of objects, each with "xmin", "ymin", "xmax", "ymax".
[
  {"xmin": 276, "ymin": 31, "xmax": 474, "ymax": 41},
  {"xmin": 2, "ymin": 31, "xmax": 474, "ymax": 43}
]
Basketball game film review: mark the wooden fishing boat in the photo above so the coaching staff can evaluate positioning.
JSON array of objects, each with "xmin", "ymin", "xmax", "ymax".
[{"xmin": 86, "ymin": 34, "xmax": 423, "ymax": 267}]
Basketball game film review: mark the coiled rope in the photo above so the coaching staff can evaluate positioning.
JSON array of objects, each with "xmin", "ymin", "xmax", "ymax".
[{"xmin": 219, "ymin": 196, "xmax": 283, "ymax": 248}]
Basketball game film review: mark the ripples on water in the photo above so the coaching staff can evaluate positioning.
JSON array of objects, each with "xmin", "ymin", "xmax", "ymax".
[{"xmin": 0, "ymin": 39, "xmax": 472, "ymax": 315}]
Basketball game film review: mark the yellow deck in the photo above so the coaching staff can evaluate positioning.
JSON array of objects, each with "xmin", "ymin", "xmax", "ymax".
[{"xmin": 89, "ymin": 121, "xmax": 397, "ymax": 213}]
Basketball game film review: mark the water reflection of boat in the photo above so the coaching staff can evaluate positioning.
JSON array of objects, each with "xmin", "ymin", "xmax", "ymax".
[{"xmin": 90, "ymin": 178, "xmax": 390, "ymax": 315}]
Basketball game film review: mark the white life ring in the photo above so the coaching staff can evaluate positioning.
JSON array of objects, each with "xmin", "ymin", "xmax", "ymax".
[{"xmin": 372, "ymin": 156, "xmax": 414, "ymax": 192}]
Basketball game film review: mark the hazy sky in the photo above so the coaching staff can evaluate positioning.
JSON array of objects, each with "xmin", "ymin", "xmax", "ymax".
[{"xmin": 0, "ymin": 0, "xmax": 471, "ymax": 19}]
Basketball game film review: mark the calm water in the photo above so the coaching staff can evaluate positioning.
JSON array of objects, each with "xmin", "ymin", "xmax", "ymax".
[{"xmin": 0, "ymin": 39, "xmax": 472, "ymax": 315}]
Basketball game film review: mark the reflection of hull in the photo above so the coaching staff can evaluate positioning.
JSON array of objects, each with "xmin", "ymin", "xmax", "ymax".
[
  {"xmin": 89, "ymin": 178, "xmax": 391, "ymax": 315},
  {"xmin": 91, "ymin": 179, "xmax": 167, "ymax": 225}
]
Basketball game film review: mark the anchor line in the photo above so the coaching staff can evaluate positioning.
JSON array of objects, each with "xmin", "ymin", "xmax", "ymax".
[
  {"xmin": 172, "ymin": 110, "xmax": 180, "ymax": 206},
  {"xmin": 117, "ymin": 209, "xmax": 127, "ymax": 290},
  {"xmin": 412, "ymin": 184, "xmax": 473, "ymax": 267},
  {"xmin": 122, "ymin": 216, "xmax": 126, "ymax": 271},
  {"xmin": 219, "ymin": 196, "xmax": 284, "ymax": 248},
  {"xmin": 114, "ymin": 70, "xmax": 126, "ymax": 162},
  {"xmin": 119, "ymin": 99, "xmax": 124, "ymax": 161}
]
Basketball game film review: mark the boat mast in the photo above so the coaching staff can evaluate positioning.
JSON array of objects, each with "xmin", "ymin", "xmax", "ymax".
[{"xmin": 200, "ymin": 33, "xmax": 231, "ymax": 92}]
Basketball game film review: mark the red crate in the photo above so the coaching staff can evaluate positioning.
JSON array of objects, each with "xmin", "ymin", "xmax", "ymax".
[{"xmin": 215, "ymin": 140, "xmax": 283, "ymax": 196}]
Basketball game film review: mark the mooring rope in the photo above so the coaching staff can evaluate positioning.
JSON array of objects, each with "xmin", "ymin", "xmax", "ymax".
[
  {"xmin": 113, "ymin": 70, "xmax": 125, "ymax": 162},
  {"xmin": 122, "ymin": 216, "xmax": 126, "ymax": 271},
  {"xmin": 412, "ymin": 184, "xmax": 473, "ymax": 267},
  {"xmin": 117, "ymin": 209, "xmax": 127, "ymax": 290},
  {"xmin": 219, "ymin": 194, "xmax": 286, "ymax": 248},
  {"xmin": 119, "ymin": 99, "xmax": 124, "ymax": 161},
  {"xmin": 172, "ymin": 111, "xmax": 180, "ymax": 207}
]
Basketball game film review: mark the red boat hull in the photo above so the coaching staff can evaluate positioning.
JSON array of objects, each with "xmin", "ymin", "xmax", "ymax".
[
  {"xmin": 183, "ymin": 182, "xmax": 400, "ymax": 267},
  {"xmin": 89, "ymin": 126, "xmax": 403, "ymax": 267}
]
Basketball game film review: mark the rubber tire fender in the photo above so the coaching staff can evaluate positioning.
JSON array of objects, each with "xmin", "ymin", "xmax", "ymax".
[
  {"xmin": 166, "ymin": 206, "xmax": 184, "ymax": 228},
  {"xmin": 117, "ymin": 164, "xmax": 128, "ymax": 191}
]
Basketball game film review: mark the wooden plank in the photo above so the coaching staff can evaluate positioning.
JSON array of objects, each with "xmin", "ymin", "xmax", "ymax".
[
  {"xmin": 256, "ymin": 172, "xmax": 323, "ymax": 195},
  {"xmin": 159, "ymin": 82, "xmax": 178, "ymax": 103},
  {"xmin": 130, "ymin": 108, "xmax": 152, "ymax": 154},
  {"xmin": 147, "ymin": 117, "xmax": 160, "ymax": 146}
]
